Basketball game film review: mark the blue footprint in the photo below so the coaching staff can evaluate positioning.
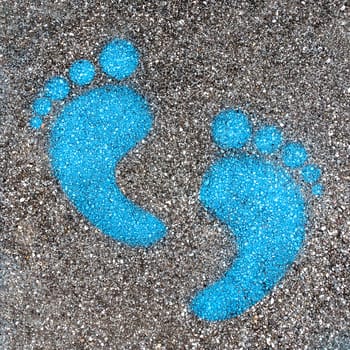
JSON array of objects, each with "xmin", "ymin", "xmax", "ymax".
[
  {"xmin": 30, "ymin": 39, "xmax": 167, "ymax": 247},
  {"xmin": 191, "ymin": 109, "xmax": 323, "ymax": 321}
]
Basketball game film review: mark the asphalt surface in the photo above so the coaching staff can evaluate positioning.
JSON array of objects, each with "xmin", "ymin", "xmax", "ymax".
[{"xmin": 1, "ymin": 1, "xmax": 349, "ymax": 349}]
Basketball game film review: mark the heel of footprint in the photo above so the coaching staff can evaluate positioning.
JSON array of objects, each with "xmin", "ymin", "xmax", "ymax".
[
  {"xmin": 29, "ymin": 39, "xmax": 166, "ymax": 247},
  {"xmin": 191, "ymin": 109, "xmax": 323, "ymax": 321}
]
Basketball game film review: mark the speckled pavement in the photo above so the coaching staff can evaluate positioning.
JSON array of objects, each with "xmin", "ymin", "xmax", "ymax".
[{"xmin": 1, "ymin": 1, "xmax": 349, "ymax": 349}]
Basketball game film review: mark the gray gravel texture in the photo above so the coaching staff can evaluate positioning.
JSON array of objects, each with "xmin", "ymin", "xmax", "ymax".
[{"xmin": 1, "ymin": 1, "xmax": 349, "ymax": 349}]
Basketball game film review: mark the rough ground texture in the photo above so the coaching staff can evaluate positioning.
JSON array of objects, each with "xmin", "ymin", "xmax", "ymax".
[{"xmin": 1, "ymin": 1, "xmax": 349, "ymax": 349}]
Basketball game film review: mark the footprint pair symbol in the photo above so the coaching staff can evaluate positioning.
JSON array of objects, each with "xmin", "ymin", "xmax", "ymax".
[{"xmin": 30, "ymin": 39, "xmax": 324, "ymax": 322}]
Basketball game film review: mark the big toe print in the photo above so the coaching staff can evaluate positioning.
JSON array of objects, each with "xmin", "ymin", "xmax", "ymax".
[
  {"xmin": 30, "ymin": 39, "xmax": 167, "ymax": 247},
  {"xmin": 190, "ymin": 109, "xmax": 323, "ymax": 321}
]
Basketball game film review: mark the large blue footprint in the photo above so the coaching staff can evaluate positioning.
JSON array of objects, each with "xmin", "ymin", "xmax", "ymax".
[
  {"xmin": 30, "ymin": 39, "xmax": 167, "ymax": 247},
  {"xmin": 191, "ymin": 109, "xmax": 323, "ymax": 321}
]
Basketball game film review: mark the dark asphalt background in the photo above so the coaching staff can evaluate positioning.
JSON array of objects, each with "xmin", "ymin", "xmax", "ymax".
[{"xmin": 1, "ymin": 1, "xmax": 349, "ymax": 349}]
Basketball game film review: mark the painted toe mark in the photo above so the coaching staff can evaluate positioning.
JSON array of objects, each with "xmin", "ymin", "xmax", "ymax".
[
  {"xmin": 302, "ymin": 164, "xmax": 321, "ymax": 184},
  {"xmin": 29, "ymin": 116, "xmax": 43, "ymax": 130},
  {"xmin": 44, "ymin": 77, "xmax": 70, "ymax": 100},
  {"xmin": 254, "ymin": 125, "xmax": 282, "ymax": 154},
  {"xmin": 99, "ymin": 39, "xmax": 139, "ymax": 80},
  {"xmin": 69, "ymin": 59, "xmax": 95, "ymax": 86},
  {"xmin": 282, "ymin": 142, "xmax": 308, "ymax": 168},
  {"xmin": 212, "ymin": 109, "xmax": 252, "ymax": 150},
  {"xmin": 312, "ymin": 183, "xmax": 324, "ymax": 196},
  {"xmin": 32, "ymin": 97, "xmax": 51, "ymax": 116}
]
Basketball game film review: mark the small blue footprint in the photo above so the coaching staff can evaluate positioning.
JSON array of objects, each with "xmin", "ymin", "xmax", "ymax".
[
  {"xmin": 30, "ymin": 39, "xmax": 167, "ymax": 247},
  {"xmin": 190, "ymin": 109, "xmax": 323, "ymax": 321}
]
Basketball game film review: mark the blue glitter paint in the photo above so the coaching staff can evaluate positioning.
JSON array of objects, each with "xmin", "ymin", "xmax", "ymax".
[
  {"xmin": 212, "ymin": 110, "xmax": 252, "ymax": 149},
  {"xmin": 254, "ymin": 126, "xmax": 282, "ymax": 154},
  {"xmin": 29, "ymin": 116, "xmax": 43, "ymax": 129},
  {"xmin": 69, "ymin": 59, "xmax": 95, "ymax": 86},
  {"xmin": 44, "ymin": 77, "xmax": 70, "ymax": 100},
  {"xmin": 302, "ymin": 164, "xmax": 322, "ymax": 184},
  {"xmin": 282, "ymin": 142, "xmax": 308, "ymax": 168},
  {"xmin": 32, "ymin": 97, "xmax": 51, "ymax": 116},
  {"xmin": 192, "ymin": 156, "xmax": 306, "ymax": 321},
  {"xmin": 312, "ymin": 183, "xmax": 324, "ymax": 196},
  {"xmin": 99, "ymin": 39, "xmax": 139, "ymax": 80},
  {"xmin": 28, "ymin": 39, "xmax": 167, "ymax": 246},
  {"xmin": 50, "ymin": 85, "xmax": 166, "ymax": 247},
  {"xmin": 29, "ymin": 38, "xmax": 325, "ymax": 321},
  {"xmin": 190, "ymin": 111, "xmax": 323, "ymax": 322}
]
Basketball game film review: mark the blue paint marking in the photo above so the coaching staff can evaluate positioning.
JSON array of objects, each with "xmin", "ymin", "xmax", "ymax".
[
  {"xmin": 32, "ymin": 97, "xmax": 51, "ymax": 116},
  {"xmin": 30, "ymin": 39, "xmax": 167, "ymax": 247},
  {"xmin": 191, "ymin": 110, "xmax": 323, "ymax": 321},
  {"xmin": 282, "ymin": 142, "xmax": 308, "ymax": 168},
  {"xmin": 29, "ymin": 38, "xmax": 325, "ymax": 320},
  {"xmin": 99, "ymin": 39, "xmax": 139, "ymax": 80},
  {"xmin": 69, "ymin": 59, "xmax": 95, "ymax": 86},
  {"xmin": 29, "ymin": 116, "xmax": 43, "ymax": 129},
  {"xmin": 50, "ymin": 85, "xmax": 166, "ymax": 247},
  {"xmin": 302, "ymin": 164, "xmax": 321, "ymax": 184},
  {"xmin": 212, "ymin": 110, "xmax": 252, "ymax": 149},
  {"xmin": 44, "ymin": 77, "xmax": 70, "ymax": 100},
  {"xmin": 254, "ymin": 125, "xmax": 282, "ymax": 154},
  {"xmin": 312, "ymin": 183, "xmax": 324, "ymax": 196}
]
